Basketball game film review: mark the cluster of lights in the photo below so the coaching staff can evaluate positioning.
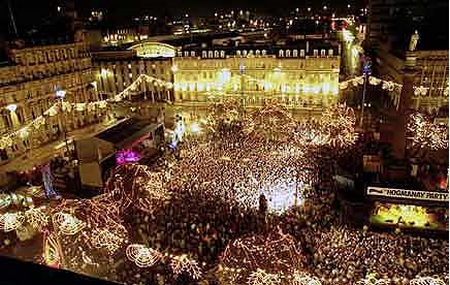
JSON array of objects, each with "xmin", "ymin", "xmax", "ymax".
[
  {"xmin": 0, "ymin": 100, "xmax": 108, "ymax": 150},
  {"xmin": 126, "ymin": 244, "xmax": 162, "ymax": 268},
  {"xmin": 0, "ymin": 212, "xmax": 25, "ymax": 232},
  {"xmin": 25, "ymin": 206, "xmax": 49, "ymax": 231},
  {"xmin": 104, "ymin": 164, "xmax": 169, "ymax": 214},
  {"xmin": 407, "ymin": 112, "xmax": 449, "ymax": 150},
  {"xmin": 247, "ymin": 269, "xmax": 282, "ymax": 285},
  {"xmin": 113, "ymin": 74, "xmax": 173, "ymax": 102},
  {"xmin": 125, "ymin": 244, "xmax": 202, "ymax": 280},
  {"xmin": 91, "ymin": 228, "xmax": 127, "ymax": 254},
  {"xmin": 52, "ymin": 212, "xmax": 86, "ymax": 236},
  {"xmin": 169, "ymin": 254, "xmax": 203, "ymax": 280},
  {"xmin": 221, "ymin": 229, "xmax": 304, "ymax": 278},
  {"xmin": 339, "ymin": 75, "xmax": 403, "ymax": 92},
  {"xmin": 355, "ymin": 275, "xmax": 448, "ymax": 285}
]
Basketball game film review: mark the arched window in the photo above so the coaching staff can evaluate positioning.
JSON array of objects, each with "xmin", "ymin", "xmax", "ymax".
[
  {"xmin": 220, "ymin": 50, "xmax": 225, "ymax": 58},
  {"xmin": 313, "ymin": 49, "xmax": 318, "ymax": 56},
  {"xmin": 256, "ymin": 50, "xmax": 261, "ymax": 57},
  {"xmin": 237, "ymin": 50, "xmax": 241, "ymax": 56},
  {"xmin": 262, "ymin": 50, "xmax": 267, "ymax": 56},
  {"xmin": 191, "ymin": 51, "xmax": 196, "ymax": 57},
  {"xmin": 293, "ymin": 50, "xmax": 298, "ymax": 57},
  {"xmin": 328, "ymin": 49, "xmax": 334, "ymax": 56},
  {"xmin": 320, "ymin": 49, "xmax": 326, "ymax": 57},
  {"xmin": 286, "ymin": 50, "xmax": 291, "ymax": 57},
  {"xmin": 202, "ymin": 51, "xmax": 207, "ymax": 58},
  {"xmin": 300, "ymin": 49, "xmax": 305, "ymax": 57},
  {"xmin": 243, "ymin": 50, "xmax": 247, "ymax": 57},
  {"xmin": 214, "ymin": 50, "xmax": 219, "ymax": 58},
  {"xmin": 208, "ymin": 51, "xmax": 213, "ymax": 58},
  {"xmin": 279, "ymin": 50, "xmax": 284, "ymax": 57}
]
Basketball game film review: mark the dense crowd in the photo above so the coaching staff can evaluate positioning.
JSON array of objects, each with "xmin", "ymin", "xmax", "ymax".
[
  {"xmin": 1, "ymin": 104, "xmax": 448, "ymax": 285},
  {"xmin": 108, "ymin": 126, "xmax": 448, "ymax": 285}
]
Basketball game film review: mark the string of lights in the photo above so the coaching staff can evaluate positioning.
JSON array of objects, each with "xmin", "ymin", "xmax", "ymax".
[{"xmin": 406, "ymin": 112, "xmax": 449, "ymax": 150}]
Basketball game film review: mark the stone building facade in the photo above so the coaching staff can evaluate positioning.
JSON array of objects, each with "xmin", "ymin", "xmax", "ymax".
[
  {"xmin": 172, "ymin": 43, "xmax": 341, "ymax": 108},
  {"xmin": 376, "ymin": 49, "xmax": 449, "ymax": 114},
  {"xmin": 0, "ymin": 42, "xmax": 98, "ymax": 163}
]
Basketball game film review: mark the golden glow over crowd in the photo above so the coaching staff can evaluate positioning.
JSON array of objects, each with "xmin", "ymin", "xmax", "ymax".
[{"xmin": 0, "ymin": 100, "xmax": 447, "ymax": 285}]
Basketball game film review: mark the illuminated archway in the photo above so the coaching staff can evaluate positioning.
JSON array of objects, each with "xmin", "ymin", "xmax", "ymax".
[{"xmin": 128, "ymin": 42, "xmax": 176, "ymax": 58}]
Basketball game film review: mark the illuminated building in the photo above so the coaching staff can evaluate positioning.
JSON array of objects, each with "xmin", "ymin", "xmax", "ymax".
[
  {"xmin": 368, "ymin": 0, "xmax": 449, "ymax": 114},
  {"xmin": 0, "ymin": 42, "xmax": 97, "ymax": 162},
  {"xmin": 172, "ymin": 41, "xmax": 341, "ymax": 107},
  {"xmin": 377, "ymin": 50, "xmax": 449, "ymax": 114},
  {"xmin": 101, "ymin": 27, "xmax": 150, "ymax": 47},
  {"xmin": 92, "ymin": 44, "xmax": 173, "ymax": 102}
]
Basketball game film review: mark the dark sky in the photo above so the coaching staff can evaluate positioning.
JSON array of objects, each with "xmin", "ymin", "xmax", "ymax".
[{"xmin": 1, "ymin": 0, "xmax": 364, "ymax": 36}]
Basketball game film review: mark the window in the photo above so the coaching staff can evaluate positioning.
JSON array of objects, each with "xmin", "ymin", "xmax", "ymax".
[
  {"xmin": 328, "ymin": 49, "xmax": 334, "ymax": 56},
  {"xmin": 293, "ymin": 50, "xmax": 298, "ymax": 57},
  {"xmin": 313, "ymin": 49, "xmax": 318, "ymax": 56},
  {"xmin": 320, "ymin": 49, "xmax": 326, "ymax": 57},
  {"xmin": 279, "ymin": 50, "xmax": 284, "ymax": 57}
]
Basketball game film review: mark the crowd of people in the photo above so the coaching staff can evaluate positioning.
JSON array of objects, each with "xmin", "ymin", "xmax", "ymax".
[
  {"xmin": 1, "ymin": 103, "xmax": 448, "ymax": 285},
  {"xmin": 107, "ymin": 120, "xmax": 448, "ymax": 285}
]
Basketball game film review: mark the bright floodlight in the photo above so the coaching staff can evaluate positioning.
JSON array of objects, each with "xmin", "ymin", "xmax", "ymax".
[{"xmin": 5, "ymin": 104, "xmax": 17, "ymax": 113}]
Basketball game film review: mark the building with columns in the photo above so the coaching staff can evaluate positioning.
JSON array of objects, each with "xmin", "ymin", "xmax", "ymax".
[
  {"xmin": 0, "ymin": 42, "xmax": 98, "ymax": 163},
  {"xmin": 376, "ymin": 49, "xmax": 449, "ymax": 114},
  {"xmin": 172, "ymin": 41, "xmax": 341, "ymax": 108},
  {"xmin": 368, "ymin": 0, "xmax": 448, "ymax": 116},
  {"xmin": 92, "ymin": 47, "xmax": 173, "ymax": 103}
]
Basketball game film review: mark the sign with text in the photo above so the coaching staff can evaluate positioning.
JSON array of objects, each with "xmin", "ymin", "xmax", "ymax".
[{"xmin": 367, "ymin": 186, "xmax": 449, "ymax": 202}]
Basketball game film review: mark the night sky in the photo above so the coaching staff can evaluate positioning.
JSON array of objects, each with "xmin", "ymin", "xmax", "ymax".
[{"xmin": 1, "ymin": 0, "xmax": 363, "ymax": 34}]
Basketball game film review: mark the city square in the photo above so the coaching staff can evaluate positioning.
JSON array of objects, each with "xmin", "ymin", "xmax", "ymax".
[{"xmin": 0, "ymin": 1, "xmax": 448, "ymax": 285}]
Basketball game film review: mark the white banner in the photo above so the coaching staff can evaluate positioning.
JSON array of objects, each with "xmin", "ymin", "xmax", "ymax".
[{"xmin": 367, "ymin": 186, "xmax": 449, "ymax": 202}]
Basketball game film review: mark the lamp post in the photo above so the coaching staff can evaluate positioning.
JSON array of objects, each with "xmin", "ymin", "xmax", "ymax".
[
  {"xmin": 359, "ymin": 56, "xmax": 372, "ymax": 127},
  {"xmin": 55, "ymin": 89, "xmax": 70, "ymax": 158}
]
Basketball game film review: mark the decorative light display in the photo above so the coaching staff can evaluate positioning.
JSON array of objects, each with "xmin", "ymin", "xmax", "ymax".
[
  {"xmin": 291, "ymin": 271, "xmax": 323, "ymax": 285},
  {"xmin": 409, "ymin": 276, "xmax": 447, "ymax": 285},
  {"xmin": 339, "ymin": 75, "xmax": 402, "ymax": 93},
  {"xmin": 247, "ymin": 269, "xmax": 282, "ymax": 285},
  {"xmin": 355, "ymin": 274, "xmax": 391, "ymax": 285},
  {"xmin": 104, "ymin": 164, "xmax": 169, "ymax": 214},
  {"xmin": 221, "ymin": 229, "xmax": 304, "ymax": 276},
  {"xmin": 116, "ymin": 149, "xmax": 141, "ymax": 164},
  {"xmin": 43, "ymin": 231, "xmax": 63, "ymax": 269},
  {"xmin": 169, "ymin": 254, "xmax": 203, "ymax": 280},
  {"xmin": 25, "ymin": 206, "xmax": 49, "ymax": 231},
  {"xmin": 91, "ymin": 228, "xmax": 127, "ymax": 254},
  {"xmin": 407, "ymin": 112, "xmax": 449, "ymax": 150},
  {"xmin": 52, "ymin": 212, "xmax": 85, "ymax": 235},
  {"xmin": 250, "ymin": 101, "xmax": 297, "ymax": 142},
  {"xmin": 0, "ymin": 212, "xmax": 25, "ymax": 232},
  {"xmin": 126, "ymin": 244, "xmax": 162, "ymax": 268}
]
